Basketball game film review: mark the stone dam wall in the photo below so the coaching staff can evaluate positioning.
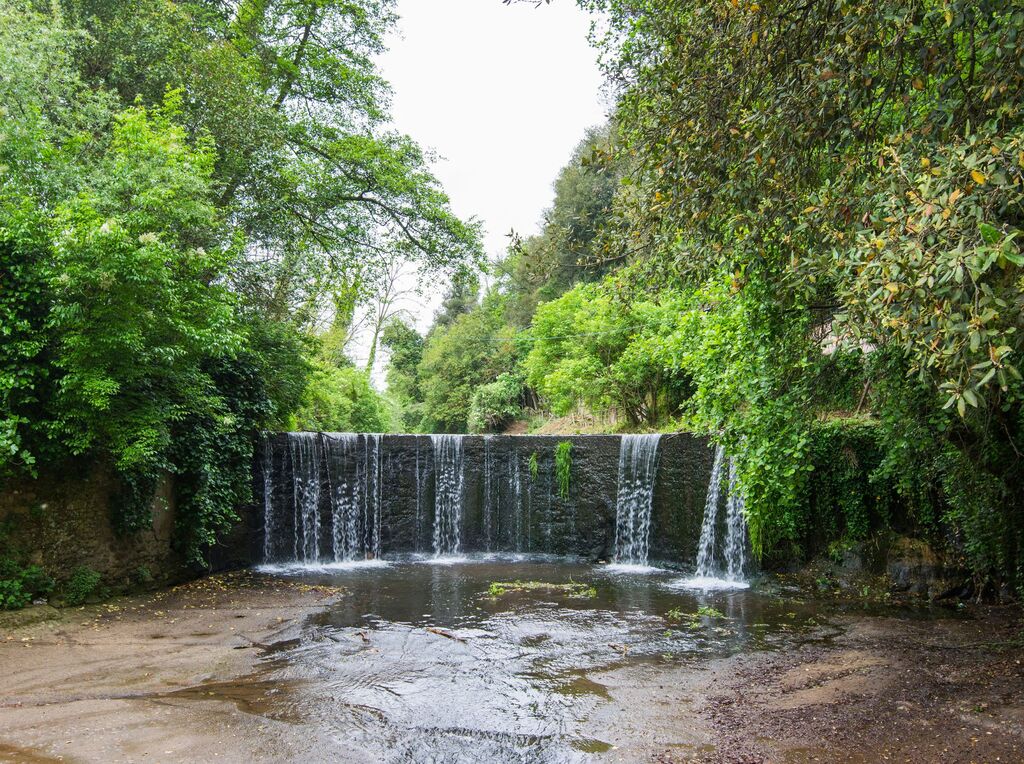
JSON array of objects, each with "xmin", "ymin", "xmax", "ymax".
[{"xmin": 254, "ymin": 433, "xmax": 719, "ymax": 567}]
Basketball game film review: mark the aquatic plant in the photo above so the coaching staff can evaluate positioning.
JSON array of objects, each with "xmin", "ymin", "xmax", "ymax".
[
  {"xmin": 487, "ymin": 580, "xmax": 595, "ymax": 598},
  {"xmin": 555, "ymin": 441, "xmax": 572, "ymax": 501}
]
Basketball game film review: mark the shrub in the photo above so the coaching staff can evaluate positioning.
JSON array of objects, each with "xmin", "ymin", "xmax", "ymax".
[
  {"xmin": 64, "ymin": 566, "xmax": 102, "ymax": 606},
  {"xmin": 468, "ymin": 373, "xmax": 525, "ymax": 434},
  {"xmin": 0, "ymin": 559, "xmax": 54, "ymax": 610}
]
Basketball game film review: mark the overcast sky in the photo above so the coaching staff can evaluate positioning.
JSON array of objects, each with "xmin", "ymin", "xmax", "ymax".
[{"xmin": 374, "ymin": 1, "xmax": 605, "ymax": 313}]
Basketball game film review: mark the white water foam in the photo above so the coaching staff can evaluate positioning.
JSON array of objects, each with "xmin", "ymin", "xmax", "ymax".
[
  {"xmin": 600, "ymin": 563, "xmax": 665, "ymax": 575},
  {"xmin": 256, "ymin": 559, "xmax": 391, "ymax": 575},
  {"xmin": 666, "ymin": 575, "xmax": 750, "ymax": 591}
]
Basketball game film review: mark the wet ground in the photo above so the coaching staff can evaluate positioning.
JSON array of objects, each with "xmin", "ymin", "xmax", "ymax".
[{"xmin": 1, "ymin": 556, "xmax": 1022, "ymax": 763}]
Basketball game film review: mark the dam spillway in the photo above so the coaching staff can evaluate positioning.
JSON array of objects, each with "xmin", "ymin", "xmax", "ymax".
[{"xmin": 256, "ymin": 433, "xmax": 741, "ymax": 568}]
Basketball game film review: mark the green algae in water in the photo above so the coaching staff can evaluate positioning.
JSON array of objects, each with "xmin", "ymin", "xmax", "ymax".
[
  {"xmin": 571, "ymin": 738, "xmax": 614, "ymax": 753},
  {"xmin": 488, "ymin": 580, "xmax": 597, "ymax": 598}
]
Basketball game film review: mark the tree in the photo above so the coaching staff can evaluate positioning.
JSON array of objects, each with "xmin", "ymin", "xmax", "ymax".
[
  {"xmin": 380, "ymin": 318, "xmax": 425, "ymax": 430},
  {"xmin": 0, "ymin": 0, "xmax": 479, "ymax": 562},
  {"xmin": 293, "ymin": 364, "xmax": 391, "ymax": 433},
  {"xmin": 584, "ymin": 0, "xmax": 1024, "ymax": 585},
  {"xmin": 418, "ymin": 307, "xmax": 516, "ymax": 432},
  {"xmin": 62, "ymin": 0, "xmax": 483, "ymax": 327},
  {"xmin": 497, "ymin": 123, "xmax": 621, "ymax": 327}
]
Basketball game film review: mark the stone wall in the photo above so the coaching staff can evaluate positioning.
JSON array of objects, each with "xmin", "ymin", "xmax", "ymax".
[
  {"xmin": 0, "ymin": 465, "xmax": 189, "ymax": 590},
  {"xmin": 256, "ymin": 432, "xmax": 718, "ymax": 567}
]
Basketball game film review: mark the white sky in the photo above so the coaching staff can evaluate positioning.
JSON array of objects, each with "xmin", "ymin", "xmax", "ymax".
[{"xmin": 351, "ymin": 0, "xmax": 608, "ymax": 376}]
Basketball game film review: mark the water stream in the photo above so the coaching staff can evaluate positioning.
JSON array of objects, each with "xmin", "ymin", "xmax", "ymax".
[
  {"xmin": 250, "ymin": 554, "xmax": 841, "ymax": 762},
  {"xmin": 611, "ymin": 434, "xmax": 662, "ymax": 569},
  {"xmin": 431, "ymin": 434, "xmax": 465, "ymax": 557},
  {"xmin": 677, "ymin": 444, "xmax": 750, "ymax": 590}
]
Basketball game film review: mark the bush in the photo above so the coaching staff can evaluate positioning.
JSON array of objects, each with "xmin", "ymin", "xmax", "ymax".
[
  {"xmin": 0, "ymin": 559, "xmax": 54, "ymax": 610},
  {"xmin": 64, "ymin": 566, "xmax": 102, "ymax": 606},
  {"xmin": 468, "ymin": 373, "xmax": 525, "ymax": 433},
  {"xmin": 293, "ymin": 362, "xmax": 391, "ymax": 433}
]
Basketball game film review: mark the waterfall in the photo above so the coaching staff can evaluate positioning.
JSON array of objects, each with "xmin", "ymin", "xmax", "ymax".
[
  {"xmin": 431, "ymin": 434, "xmax": 465, "ymax": 557},
  {"xmin": 694, "ymin": 445, "xmax": 726, "ymax": 577},
  {"xmin": 325, "ymin": 433, "xmax": 361, "ymax": 562},
  {"xmin": 483, "ymin": 435, "xmax": 494, "ymax": 551},
  {"xmin": 680, "ymin": 444, "xmax": 750, "ymax": 589},
  {"xmin": 612, "ymin": 434, "xmax": 662, "ymax": 567},
  {"xmin": 261, "ymin": 431, "xmax": 742, "ymax": 568},
  {"xmin": 289, "ymin": 432, "xmax": 323, "ymax": 563},
  {"xmin": 724, "ymin": 459, "xmax": 748, "ymax": 580},
  {"xmin": 365, "ymin": 434, "xmax": 383, "ymax": 559},
  {"xmin": 509, "ymin": 450, "xmax": 523, "ymax": 551},
  {"xmin": 260, "ymin": 433, "xmax": 392, "ymax": 566},
  {"xmin": 414, "ymin": 439, "xmax": 424, "ymax": 553}
]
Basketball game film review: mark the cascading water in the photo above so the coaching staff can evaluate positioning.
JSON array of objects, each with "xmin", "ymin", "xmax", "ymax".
[
  {"xmin": 261, "ymin": 433, "xmax": 390, "ymax": 566},
  {"xmin": 724, "ymin": 459, "xmax": 748, "ymax": 581},
  {"xmin": 509, "ymin": 450, "xmax": 523, "ymax": 551},
  {"xmin": 289, "ymin": 432, "xmax": 323, "ymax": 563},
  {"xmin": 678, "ymin": 444, "xmax": 750, "ymax": 589},
  {"xmin": 261, "ymin": 432, "xmax": 737, "ymax": 567},
  {"xmin": 611, "ymin": 434, "xmax": 662, "ymax": 568},
  {"xmin": 261, "ymin": 438, "xmax": 275, "ymax": 562},
  {"xmin": 325, "ymin": 433, "xmax": 362, "ymax": 562},
  {"xmin": 483, "ymin": 435, "xmax": 494, "ymax": 551},
  {"xmin": 431, "ymin": 434, "xmax": 465, "ymax": 557},
  {"xmin": 364, "ymin": 434, "xmax": 383, "ymax": 559},
  {"xmin": 693, "ymin": 445, "xmax": 726, "ymax": 577}
]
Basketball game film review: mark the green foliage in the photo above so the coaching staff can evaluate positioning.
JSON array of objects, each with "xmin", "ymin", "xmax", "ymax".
[
  {"xmin": 48, "ymin": 99, "xmax": 238, "ymax": 476},
  {"xmin": 499, "ymin": 125, "xmax": 622, "ymax": 326},
  {"xmin": 293, "ymin": 362, "xmax": 391, "ymax": 433},
  {"xmin": 865, "ymin": 347, "xmax": 1024, "ymax": 589},
  {"xmin": 468, "ymin": 373, "xmax": 525, "ymax": 434},
  {"xmin": 524, "ymin": 279, "xmax": 690, "ymax": 425},
  {"xmin": 696, "ymin": 606, "xmax": 725, "ymax": 619},
  {"xmin": 0, "ymin": 0, "xmax": 479, "ymax": 565},
  {"xmin": 528, "ymin": 452, "xmax": 539, "ymax": 482},
  {"xmin": 555, "ymin": 441, "xmax": 572, "ymax": 501},
  {"xmin": 63, "ymin": 566, "xmax": 102, "ymax": 606},
  {"xmin": 64, "ymin": 0, "xmax": 482, "ymax": 325},
  {"xmin": 418, "ymin": 305, "xmax": 517, "ymax": 432},
  {"xmin": 487, "ymin": 580, "xmax": 596, "ymax": 598},
  {"xmin": 388, "ymin": 123, "xmax": 624, "ymax": 433},
  {"xmin": 381, "ymin": 318, "xmax": 425, "ymax": 430},
  {"xmin": 573, "ymin": 0, "xmax": 1024, "ymax": 591},
  {"xmin": 0, "ymin": 559, "xmax": 54, "ymax": 611}
]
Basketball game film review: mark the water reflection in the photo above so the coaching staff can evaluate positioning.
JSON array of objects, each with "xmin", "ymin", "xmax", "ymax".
[{"xmin": 261, "ymin": 554, "xmax": 837, "ymax": 762}]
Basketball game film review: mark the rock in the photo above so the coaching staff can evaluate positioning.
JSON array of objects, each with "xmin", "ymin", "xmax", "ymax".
[{"xmin": 886, "ymin": 536, "xmax": 957, "ymax": 598}]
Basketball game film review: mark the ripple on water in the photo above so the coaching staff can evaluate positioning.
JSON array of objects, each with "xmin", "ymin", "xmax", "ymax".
[{"xmin": 252, "ymin": 555, "xmax": 844, "ymax": 763}]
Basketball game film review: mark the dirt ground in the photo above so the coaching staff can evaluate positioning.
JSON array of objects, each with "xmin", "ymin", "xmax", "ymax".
[
  {"xmin": 1, "ymin": 573, "xmax": 1022, "ymax": 764},
  {"xmin": 0, "ymin": 572, "xmax": 343, "ymax": 763},
  {"xmin": 658, "ymin": 609, "xmax": 1024, "ymax": 764}
]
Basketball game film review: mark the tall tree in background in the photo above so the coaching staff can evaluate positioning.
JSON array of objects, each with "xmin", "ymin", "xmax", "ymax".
[
  {"xmin": 0, "ymin": 0, "xmax": 480, "ymax": 560},
  {"xmin": 63, "ymin": 0, "xmax": 482, "ymax": 327},
  {"xmin": 585, "ymin": 0, "xmax": 1024, "ymax": 585}
]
